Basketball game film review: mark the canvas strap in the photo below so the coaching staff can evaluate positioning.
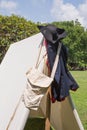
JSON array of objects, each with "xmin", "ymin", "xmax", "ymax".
[
  {"xmin": 51, "ymin": 42, "xmax": 62, "ymax": 78},
  {"xmin": 35, "ymin": 37, "xmax": 44, "ymax": 68}
]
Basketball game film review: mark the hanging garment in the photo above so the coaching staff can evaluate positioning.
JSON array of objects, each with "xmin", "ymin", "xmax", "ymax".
[{"xmin": 46, "ymin": 41, "xmax": 79, "ymax": 102}]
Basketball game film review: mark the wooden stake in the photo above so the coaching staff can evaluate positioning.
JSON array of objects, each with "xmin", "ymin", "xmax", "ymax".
[{"xmin": 45, "ymin": 88, "xmax": 51, "ymax": 130}]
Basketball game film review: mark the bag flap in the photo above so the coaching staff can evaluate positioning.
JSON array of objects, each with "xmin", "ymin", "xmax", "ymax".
[{"xmin": 26, "ymin": 67, "xmax": 53, "ymax": 88}]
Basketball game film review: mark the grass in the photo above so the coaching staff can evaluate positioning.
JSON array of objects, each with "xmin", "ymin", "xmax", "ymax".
[
  {"xmin": 70, "ymin": 71, "xmax": 87, "ymax": 130},
  {"xmin": 24, "ymin": 71, "xmax": 87, "ymax": 130}
]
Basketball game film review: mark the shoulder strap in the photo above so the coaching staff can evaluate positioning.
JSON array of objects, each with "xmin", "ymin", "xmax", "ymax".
[
  {"xmin": 51, "ymin": 42, "xmax": 62, "ymax": 79},
  {"xmin": 35, "ymin": 37, "xmax": 44, "ymax": 68}
]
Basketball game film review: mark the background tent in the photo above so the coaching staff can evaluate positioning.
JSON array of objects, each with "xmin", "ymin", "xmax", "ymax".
[{"xmin": 0, "ymin": 33, "xmax": 84, "ymax": 130}]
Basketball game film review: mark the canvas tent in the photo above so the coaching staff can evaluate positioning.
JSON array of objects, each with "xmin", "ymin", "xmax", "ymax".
[{"xmin": 0, "ymin": 33, "xmax": 84, "ymax": 130}]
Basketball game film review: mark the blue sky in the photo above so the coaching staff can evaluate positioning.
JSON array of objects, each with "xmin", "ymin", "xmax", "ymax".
[{"xmin": 0, "ymin": 0, "xmax": 87, "ymax": 27}]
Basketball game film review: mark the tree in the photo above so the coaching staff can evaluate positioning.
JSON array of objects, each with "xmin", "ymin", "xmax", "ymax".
[
  {"xmin": 52, "ymin": 20, "xmax": 87, "ymax": 69},
  {"xmin": 0, "ymin": 15, "xmax": 39, "ymax": 62}
]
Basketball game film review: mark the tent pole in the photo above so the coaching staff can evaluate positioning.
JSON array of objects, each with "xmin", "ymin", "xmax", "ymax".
[{"xmin": 45, "ymin": 88, "xmax": 51, "ymax": 130}]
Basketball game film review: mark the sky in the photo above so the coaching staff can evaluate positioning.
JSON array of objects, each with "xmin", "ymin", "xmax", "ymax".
[{"xmin": 0, "ymin": 0, "xmax": 87, "ymax": 27}]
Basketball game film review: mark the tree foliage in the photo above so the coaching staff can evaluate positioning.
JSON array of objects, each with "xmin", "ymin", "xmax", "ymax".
[
  {"xmin": 0, "ymin": 15, "xmax": 39, "ymax": 62},
  {"xmin": 52, "ymin": 20, "xmax": 87, "ymax": 70},
  {"xmin": 0, "ymin": 15, "xmax": 87, "ymax": 70}
]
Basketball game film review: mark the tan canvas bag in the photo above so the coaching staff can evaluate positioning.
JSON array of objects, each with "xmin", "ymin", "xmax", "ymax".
[{"xmin": 23, "ymin": 37, "xmax": 62, "ymax": 110}]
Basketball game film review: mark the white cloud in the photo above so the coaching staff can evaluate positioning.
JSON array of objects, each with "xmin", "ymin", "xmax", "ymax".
[
  {"xmin": 0, "ymin": 0, "xmax": 18, "ymax": 14},
  {"xmin": 78, "ymin": 0, "xmax": 87, "ymax": 27},
  {"xmin": 51, "ymin": 0, "xmax": 87, "ymax": 28}
]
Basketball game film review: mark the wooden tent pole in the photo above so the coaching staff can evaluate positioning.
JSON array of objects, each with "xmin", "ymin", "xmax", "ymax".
[{"xmin": 45, "ymin": 88, "xmax": 51, "ymax": 130}]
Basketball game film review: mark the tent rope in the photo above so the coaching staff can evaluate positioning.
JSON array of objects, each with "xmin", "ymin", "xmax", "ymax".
[{"xmin": 6, "ymin": 96, "xmax": 22, "ymax": 130}]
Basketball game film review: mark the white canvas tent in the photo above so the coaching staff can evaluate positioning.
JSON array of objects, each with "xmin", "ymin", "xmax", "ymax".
[{"xmin": 0, "ymin": 33, "xmax": 84, "ymax": 130}]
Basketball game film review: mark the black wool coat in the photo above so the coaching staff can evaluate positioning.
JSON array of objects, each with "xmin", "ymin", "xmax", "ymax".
[{"xmin": 46, "ymin": 41, "xmax": 79, "ymax": 102}]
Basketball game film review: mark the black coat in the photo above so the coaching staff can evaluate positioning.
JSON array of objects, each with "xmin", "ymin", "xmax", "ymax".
[{"xmin": 46, "ymin": 41, "xmax": 79, "ymax": 102}]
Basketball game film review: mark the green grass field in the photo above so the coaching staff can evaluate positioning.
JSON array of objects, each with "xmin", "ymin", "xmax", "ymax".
[
  {"xmin": 24, "ymin": 71, "xmax": 87, "ymax": 130},
  {"xmin": 70, "ymin": 71, "xmax": 87, "ymax": 130}
]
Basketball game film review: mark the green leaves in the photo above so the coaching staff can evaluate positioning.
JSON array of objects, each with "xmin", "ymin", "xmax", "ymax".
[
  {"xmin": 0, "ymin": 15, "xmax": 39, "ymax": 63},
  {"xmin": 52, "ymin": 21, "xmax": 87, "ymax": 70}
]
